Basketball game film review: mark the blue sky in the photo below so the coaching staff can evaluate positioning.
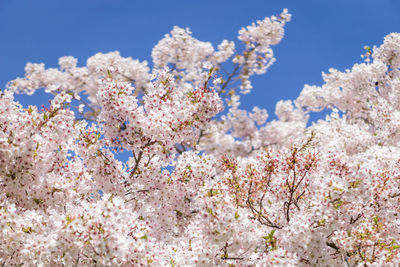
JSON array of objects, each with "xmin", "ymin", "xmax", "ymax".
[{"xmin": 1, "ymin": 0, "xmax": 399, "ymax": 120}]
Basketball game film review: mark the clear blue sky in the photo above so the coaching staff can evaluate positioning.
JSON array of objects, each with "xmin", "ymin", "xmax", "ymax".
[{"xmin": 1, "ymin": 0, "xmax": 399, "ymax": 120}]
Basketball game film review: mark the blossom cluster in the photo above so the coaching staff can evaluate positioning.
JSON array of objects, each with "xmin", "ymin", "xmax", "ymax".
[{"xmin": 2, "ymin": 8, "xmax": 400, "ymax": 266}]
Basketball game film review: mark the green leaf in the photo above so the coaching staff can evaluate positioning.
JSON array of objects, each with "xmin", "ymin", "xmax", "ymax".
[
  {"xmin": 263, "ymin": 230, "xmax": 276, "ymax": 241},
  {"xmin": 205, "ymin": 189, "xmax": 219, "ymax": 197},
  {"xmin": 22, "ymin": 227, "xmax": 34, "ymax": 234},
  {"xmin": 349, "ymin": 180, "xmax": 361, "ymax": 188},
  {"xmin": 333, "ymin": 199, "xmax": 343, "ymax": 209},
  {"xmin": 33, "ymin": 198, "xmax": 44, "ymax": 205},
  {"xmin": 373, "ymin": 216, "xmax": 379, "ymax": 225},
  {"xmin": 206, "ymin": 207, "xmax": 215, "ymax": 217},
  {"xmin": 234, "ymin": 211, "xmax": 240, "ymax": 220},
  {"xmin": 267, "ymin": 229, "xmax": 276, "ymax": 239}
]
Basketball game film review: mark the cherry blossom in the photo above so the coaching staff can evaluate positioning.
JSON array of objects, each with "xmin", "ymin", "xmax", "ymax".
[{"xmin": 2, "ymin": 8, "xmax": 400, "ymax": 266}]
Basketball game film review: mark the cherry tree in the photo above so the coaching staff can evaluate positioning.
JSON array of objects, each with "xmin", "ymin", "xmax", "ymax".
[{"xmin": 1, "ymin": 8, "xmax": 400, "ymax": 266}]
